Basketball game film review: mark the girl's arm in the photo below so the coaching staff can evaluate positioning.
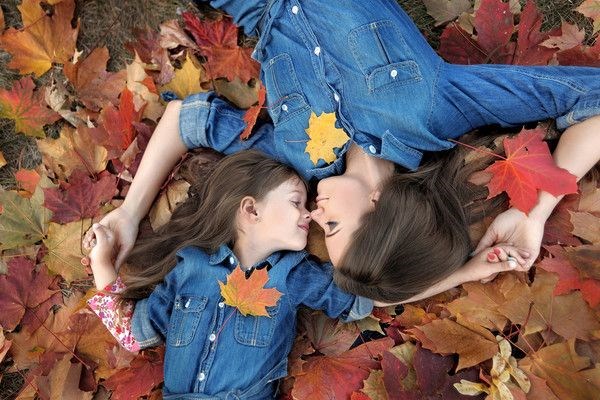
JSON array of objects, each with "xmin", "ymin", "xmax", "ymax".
[
  {"xmin": 475, "ymin": 115, "xmax": 600, "ymax": 266},
  {"xmin": 83, "ymin": 101, "xmax": 188, "ymax": 269}
]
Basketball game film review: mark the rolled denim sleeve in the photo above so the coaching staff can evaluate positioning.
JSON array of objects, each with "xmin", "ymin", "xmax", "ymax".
[
  {"xmin": 287, "ymin": 257, "xmax": 373, "ymax": 322},
  {"xmin": 178, "ymin": 92, "xmax": 279, "ymax": 160},
  {"xmin": 131, "ymin": 267, "xmax": 180, "ymax": 348},
  {"xmin": 556, "ymin": 90, "xmax": 600, "ymax": 130}
]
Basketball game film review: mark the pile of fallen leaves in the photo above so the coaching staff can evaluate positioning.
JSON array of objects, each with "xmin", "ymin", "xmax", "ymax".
[{"xmin": 0, "ymin": 0, "xmax": 599, "ymax": 399}]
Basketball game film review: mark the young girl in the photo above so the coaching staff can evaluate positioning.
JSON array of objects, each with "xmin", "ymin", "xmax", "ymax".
[{"xmin": 86, "ymin": 150, "xmax": 522, "ymax": 398}]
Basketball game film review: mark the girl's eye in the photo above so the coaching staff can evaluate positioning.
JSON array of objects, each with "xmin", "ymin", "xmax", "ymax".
[{"xmin": 325, "ymin": 221, "xmax": 338, "ymax": 230}]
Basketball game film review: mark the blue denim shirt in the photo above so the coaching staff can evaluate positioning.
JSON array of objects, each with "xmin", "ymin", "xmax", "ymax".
[
  {"xmin": 179, "ymin": 0, "xmax": 600, "ymax": 181},
  {"xmin": 130, "ymin": 245, "xmax": 373, "ymax": 399}
]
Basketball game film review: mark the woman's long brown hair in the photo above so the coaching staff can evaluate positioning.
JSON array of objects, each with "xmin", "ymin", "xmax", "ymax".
[{"xmin": 120, "ymin": 150, "xmax": 299, "ymax": 300}]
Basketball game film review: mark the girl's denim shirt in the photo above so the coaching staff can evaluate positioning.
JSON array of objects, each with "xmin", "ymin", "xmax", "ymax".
[
  {"xmin": 130, "ymin": 245, "xmax": 373, "ymax": 399},
  {"xmin": 179, "ymin": 0, "xmax": 600, "ymax": 181}
]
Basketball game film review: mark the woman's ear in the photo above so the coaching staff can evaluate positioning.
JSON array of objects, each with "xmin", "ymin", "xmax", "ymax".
[
  {"xmin": 240, "ymin": 196, "xmax": 260, "ymax": 223},
  {"xmin": 369, "ymin": 190, "xmax": 381, "ymax": 205}
]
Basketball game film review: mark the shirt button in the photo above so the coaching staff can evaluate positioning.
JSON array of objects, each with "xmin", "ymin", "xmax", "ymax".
[
  {"xmin": 209, "ymin": 333, "xmax": 216, "ymax": 342},
  {"xmin": 334, "ymin": 93, "xmax": 340, "ymax": 102},
  {"xmin": 368, "ymin": 145, "xmax": 377, "ymax": 154},
  {"xmin": 229, "ymin": 256, "xmax": 235, "ymax": 265},
  {"xmin": 281, "ymin": 104, "xmax": 288, "ymax": 112},
  {"xmin": 314, "ymin": 46, "xmax": 321, "ymax": 56},
  {"xmin": 390, "ymin": 69, "xmax": 398, "ymax": 78},
  {"xmin": 198, "ymin": 372, "xmax": 206, "ymax": 381},
  {"xmin": 218, "ymin": 301, "xmax": 225, "ymax": 308},
  {"xmin": 292, "ymin": 5, "xmax": 299, "ymax": 14}
]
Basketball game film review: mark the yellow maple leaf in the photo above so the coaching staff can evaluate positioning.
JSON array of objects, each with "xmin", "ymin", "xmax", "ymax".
[
  {"xmin": 160, "ymin": 51, "xmax": 204, "ymax": 101},
  {"xmin": 304, "ymin": 112, "xmax": 349, "ymax": 165}
]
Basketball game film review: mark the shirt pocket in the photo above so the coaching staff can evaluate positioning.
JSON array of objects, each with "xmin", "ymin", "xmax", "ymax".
[
  {"xmin": 263, "ymin": 53, "xmax": 310, "ymax": 126},
  {"xmin": 168, "ymin": 295, "xmax": 208, "ymax": 347},
  {"xmin": 348, "ymin": 20, "xmax": 422, "ymax": 93},
  {"xmin": 234, "ymin": 304, "xmax": 280, "ymax": 347}
]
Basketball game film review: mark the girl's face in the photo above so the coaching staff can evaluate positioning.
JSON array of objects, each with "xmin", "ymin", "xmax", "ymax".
[
  {"xmin": 254, "ymin": 177, "xmax": 311, "ymax": 252},
  {"xmin": 310, "ymin": 174, "xmax": 376, "ymax": 266}
]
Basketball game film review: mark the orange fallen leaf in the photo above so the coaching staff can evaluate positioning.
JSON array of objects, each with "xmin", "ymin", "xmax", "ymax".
[{"xmin": 218, "ymin": 266, "xmax": 282, "ymax": 317}]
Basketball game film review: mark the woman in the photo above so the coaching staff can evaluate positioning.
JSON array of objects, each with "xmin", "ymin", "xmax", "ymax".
[{"xmin": 85, "ymin": 0, "xmax": 600, "ymax": 302}]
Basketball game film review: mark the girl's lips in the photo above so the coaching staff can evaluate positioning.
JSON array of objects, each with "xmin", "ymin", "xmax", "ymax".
[{"xmin": 298, "ymin": 225, "xmax": 309, "ymax": 233}]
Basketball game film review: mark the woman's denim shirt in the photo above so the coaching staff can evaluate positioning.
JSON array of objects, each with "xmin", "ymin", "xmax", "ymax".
[
  {"xmin": 180, "ymin": 0, "xmax": 600, "ymax": 181},
  {"xmin": 130, "ymin": 245, "xmax": 373, "ymax": 399}
]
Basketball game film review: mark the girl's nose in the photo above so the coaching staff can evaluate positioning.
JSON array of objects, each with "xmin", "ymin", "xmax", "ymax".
[{"xmin": 302, "ymin": 208, "xmax": 312, "ymax": 221}]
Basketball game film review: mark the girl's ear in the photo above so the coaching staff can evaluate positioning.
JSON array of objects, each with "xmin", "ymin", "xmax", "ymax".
[{"xmin": 240, "ymin": 196, "xmax": 260, "ymax": 223}]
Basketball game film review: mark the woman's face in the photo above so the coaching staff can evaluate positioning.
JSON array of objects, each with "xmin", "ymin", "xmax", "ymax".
[{"xmin": 310, "ymin": 174, "xmax": 376, "ymax": 266}]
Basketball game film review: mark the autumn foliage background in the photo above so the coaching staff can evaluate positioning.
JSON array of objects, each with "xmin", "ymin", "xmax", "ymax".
[{"xmin": 0, "ymin": 0, "xmax": 600, "ymax": 399}]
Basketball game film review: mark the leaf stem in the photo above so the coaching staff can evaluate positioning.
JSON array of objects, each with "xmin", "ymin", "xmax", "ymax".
[{"xmin": 447, "ymin": 138, "xmax": 506, "ymax": 160}]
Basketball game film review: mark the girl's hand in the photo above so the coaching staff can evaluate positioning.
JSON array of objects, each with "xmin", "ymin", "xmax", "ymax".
[
  {"xmin": 86, "ymin": 223, "xmax": 118, "ymax": 290},
  {"xmin": 461, "ymin": 245, "xmax": 528, "ymax": 285},
  {"xmin": 474, "ymin": 207, "xmax": 542, "ymax": 269},
  {"xmin": 83, "ymin": 207, "xmax": 139, "ymax": 271}
]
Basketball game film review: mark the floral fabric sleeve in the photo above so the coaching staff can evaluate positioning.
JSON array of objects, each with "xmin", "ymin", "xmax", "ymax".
[{"xmin": 87, "ymin": 277, "xmax": 140, "ymax": 352}]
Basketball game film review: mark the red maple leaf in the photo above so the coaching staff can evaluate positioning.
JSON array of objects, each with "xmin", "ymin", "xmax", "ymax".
[
  {"xmin": 102, "ymin": 347, "xmax": 164, "ymax": 400},
  {"xmin": 99, "ymin": 88, "xmax": 144, "ymax": 151},
  {"xmin": 43, "ymin": 169, "xmax": 117, "ymax": 224},
  {"xmin": 483, "ymin": 127, "xmax": 578, "ymax": 213},
  {"xmin": 556, "ymin": 41, "xmax": 600, "ymax": 67},
  {"xmin": 0, "ymin": 257, "xmax": 60, "ymax": 331},
  {"xmin": 538, "ymin": 245, "xmax": 600, "ymax": 308},
  {"xmin": 513, "ymin": 1, "xmax": 560, "ymax": 65},
  {"xmin": 438, "ymin": 23, "xmax": 488, "ymax": 64},
  {"xmin": 292, "ymin": 338, "xmax": 393, "ymax": 400},
  {"xmin": 241, "ymin": 84, "xmax": 266, "ymax": 139},
  {"xmin": 182, "ymin": 12, "xmax": 260, "ymax": 82},
  {"xmin": 474, "ymin": 0, "xmax": 514, "ymax": 63}
]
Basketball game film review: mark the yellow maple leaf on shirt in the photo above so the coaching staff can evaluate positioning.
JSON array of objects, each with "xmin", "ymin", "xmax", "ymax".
[{"xmin": 304, "ymin": 111, "xmax": 349, "ymax": 165}]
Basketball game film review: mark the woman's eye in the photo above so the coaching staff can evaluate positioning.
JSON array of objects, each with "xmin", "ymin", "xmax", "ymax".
[
  {"xmin": 325, "ymin": 221, "xmax": 338, "ymax": 230},
  {"xmin": 291, "ymin": 201, "xmax": 301, "ymax": 207}
]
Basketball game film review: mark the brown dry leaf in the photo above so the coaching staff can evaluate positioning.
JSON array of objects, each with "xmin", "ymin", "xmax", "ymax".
[
  {"xmin": 64, "ymin": 47, "xmax": 127, "ymax": 112},
  {"xmin": 423, "ymin": 0, "xmax": 472, "ymax": 26},
  {"xmin": 37, "ymin": 126, "xmax": 108, "ymax": 180},
  {"xmin": 0, "ymin": 6, "xmax": 4, "ymax": 31},
  {"xmin": 42, "ymin": 219, "xmax": 91, "ymax": 282},
  {"xmin": 566, "ymin": 244, "xmax": 600, "ymax": 280},
  {"xmin": 304, "ymin": 112, "xmax": 349, "ymax": 165},
  {"xmin": 300, "ymin": 309, "xmax": 360, "ymax": 356},
  {"xmin": 541, "ymin": 22, "xmax": 586, "ymax": 51},
  {"xmin": 160, "ymin": 19, "xmax": 199, "ymax": 50},
  {"xmin": 0, "ymin": 0, "xmax": 79, "ymax": 77},
  {"xmin": 126, "ymin": 53, "xmax": 164, "ymax": 122},
  {"xmin": 360, "ymin": 369, "xmax": 388, "ymax": 400},
  {"xmin": 213, "ymin": 77, "xmax": 259, "ymax": 109},
  {"xmin": 149, "ymin": 180, "xmax": 190, "ymax": 231},
  {"xmin": 409, "ymin": 318, "xmax": 498, "ymax": 370},
  {"xmin": 519, "ymin": 339, "xmax": 600, "ymax": 399},
  {"xmin": 160, "ymin": 51, "xmax": 204, "ymax": 100},
  {"xmin": 577, "ymin": 0, "xmax": 600, "ymax": 34},
  {"xmin": 0, "ymin": 331, "xmax": 12, "ymax": 363},
  {"xmin": 0, "ymin": 150, "xmax": 6, "ymax": 168},
  {"xmin": 578, "ymin": 179, "xmax": 600, "ymax": 213},
  {"xmin": 36, "ymin": 353, "xmax": 94, "ymax": 400},
  {"xmin": 44, "ymin": 79, "xmax": 85, "ymax": 127},
  {"xmin": 570, "ymin": 210, "xmax": 600, "ymax": 244}
]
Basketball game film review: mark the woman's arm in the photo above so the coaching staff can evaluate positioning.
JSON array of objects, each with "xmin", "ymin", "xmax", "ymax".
[{"xmin": 475, "ymin": 115, "xmax": 600, "ymax": 266}]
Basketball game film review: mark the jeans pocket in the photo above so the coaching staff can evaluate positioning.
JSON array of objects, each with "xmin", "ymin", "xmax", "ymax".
[
  {"xmin": 234, "ymin": 304, "xmax": 280, "ymax": 347},
  {"xmin": 168, "ymin": 295, "xmax": 208, "ymax": 347},
  {"xmin": 263, "ymin": 53, "xmax": 310, "ymax": 125},
  {"xmin": 348, "ymin": 20, "xmax": 422, "ymax": 93}
]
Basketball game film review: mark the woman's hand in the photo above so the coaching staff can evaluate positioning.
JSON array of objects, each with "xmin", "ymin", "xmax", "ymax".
[
  {"xmin": 462, "ymin": 245, "xmax": 529, "ymax": 285},
  {"xmin": 83, "ymin": 207, "xmax": 139, "ymax": 271},
  {"xmin": 474, "ymin": 207, "xmax": 542, "ymax": 269},
  {"xmin": 86, "ymin": 224, "xmax": 119, "ymax": 290}
]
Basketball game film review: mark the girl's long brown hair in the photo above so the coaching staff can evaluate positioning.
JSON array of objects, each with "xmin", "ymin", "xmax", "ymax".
[{"xmin": 120, "ymin": 150, "xmax": 299, "ymax": 300}]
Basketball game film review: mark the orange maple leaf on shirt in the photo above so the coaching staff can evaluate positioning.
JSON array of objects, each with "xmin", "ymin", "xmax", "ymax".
[
  {"xmin": 484, "ymin": 127, "xmax": 578, "ymax": 213},
  {"xmin": 219, "ymin": 267, "xmax": 282, "ymax": 317}
]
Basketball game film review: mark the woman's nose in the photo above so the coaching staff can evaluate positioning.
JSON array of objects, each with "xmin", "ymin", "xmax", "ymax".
[{"xmin": 310, "ymin": 207, "xmax": 323, "ymax": 223}]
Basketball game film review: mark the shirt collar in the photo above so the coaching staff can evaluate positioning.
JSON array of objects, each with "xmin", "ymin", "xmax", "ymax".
[{"xmin": 208, "ymin": 244, "xmax": 286, "ymax": 270}]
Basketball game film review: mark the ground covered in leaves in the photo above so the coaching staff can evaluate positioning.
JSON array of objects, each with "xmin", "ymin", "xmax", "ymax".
[{"xmin": 1, "ymin": 0, "xmax": 600, "ymax": 399}]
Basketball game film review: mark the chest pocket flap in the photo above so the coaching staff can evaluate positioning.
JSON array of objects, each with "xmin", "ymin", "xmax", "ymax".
[
  {"xmin": 169, "ymin": 295, "xmax": 208, "ymax": 347},
  {"xmin": 234, "ymin": 304, "xmax": 280, "ymax": 347}
]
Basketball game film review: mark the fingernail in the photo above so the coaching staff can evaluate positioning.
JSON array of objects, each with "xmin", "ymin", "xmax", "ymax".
[
  {"xmin": 493, "ymin": 247, "xmax": 501, "ymax": 256},
  {"xmin": 508, "ymin": 260, "xmax": 517, "ymax": 269},
  {"xmin": 487, "ymin": 253, "xmax": 497, "ymax": 261}
]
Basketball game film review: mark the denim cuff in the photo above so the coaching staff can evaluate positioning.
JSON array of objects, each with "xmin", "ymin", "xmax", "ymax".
[
  {"xmin": 179, "ymin": 93, "xmax": 214, "ymax": 149},
  {"xmin": 342, "ymin": 296, "xmax": 374, "ymax": 322},
  {"xmin": 556, "ymin": 90, "xmax": 600, "ymax": 130},
  {"xmin": 131, "ymin": 298, "xmax": 164, "ymax": 348}
]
